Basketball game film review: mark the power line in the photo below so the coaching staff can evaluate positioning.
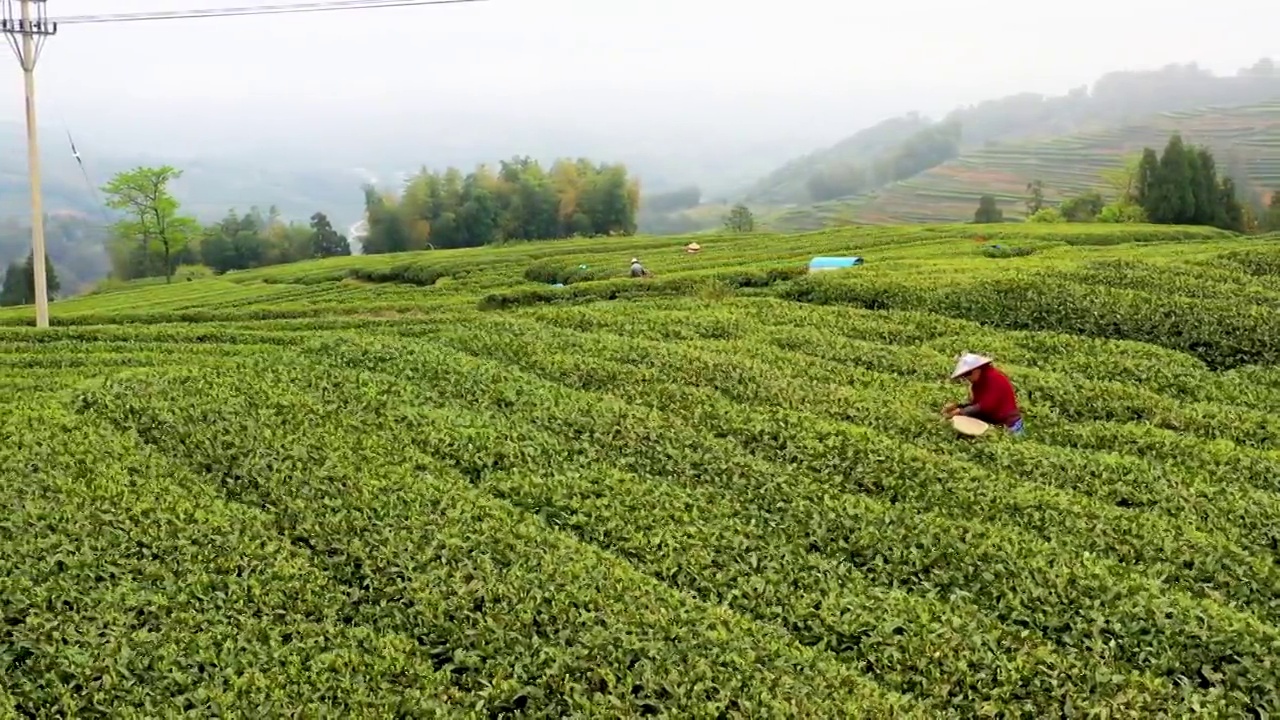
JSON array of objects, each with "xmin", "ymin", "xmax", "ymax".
[{"xmin": 53, "ymin": 0, "xmax": 486, "ymax": 25}]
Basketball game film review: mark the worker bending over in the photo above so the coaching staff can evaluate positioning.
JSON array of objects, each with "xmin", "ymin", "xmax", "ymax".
[
  {"xmin": 943, "ymin": 353, "xmax": 1024, "ymax": 434},
  {"xmin": 630, "ymin": 257, "xmax": 650, "ymax": 278}
]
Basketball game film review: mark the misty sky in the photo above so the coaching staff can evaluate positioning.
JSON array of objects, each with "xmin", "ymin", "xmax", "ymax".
[{"xmin": 0, "ymin": 0, "xmax": 1275, "ymax": 170}]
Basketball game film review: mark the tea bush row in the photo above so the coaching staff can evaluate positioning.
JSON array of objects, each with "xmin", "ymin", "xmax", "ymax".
[
  {"xmin": 72, "ymin": 361, "xmax": 917, "ymax": 718},
  {"xmin": 295, "ymin": 331, "xmax": 1280, "ymax": 712}
]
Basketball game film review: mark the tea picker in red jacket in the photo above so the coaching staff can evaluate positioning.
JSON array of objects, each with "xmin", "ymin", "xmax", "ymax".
[{"xmin": 943, "ymin": 353, "xmax": 1024, "ymax": 434}]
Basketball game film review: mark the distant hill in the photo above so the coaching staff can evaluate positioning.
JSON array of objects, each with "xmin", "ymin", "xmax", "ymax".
[
  {"xmin": 769, "ymin": 100, "xmax": 1280, "ymax": 228},
  {"xmin": 865, "ymin": 101, "xmax": 1280, "ymax": 223},
  {"xmin": 746, "ymin": 60, "xmax": 1280, "ymax": 214},
  {"xmin": 741, "ymin": 114, "xmax": 933, "ymax": 204}
]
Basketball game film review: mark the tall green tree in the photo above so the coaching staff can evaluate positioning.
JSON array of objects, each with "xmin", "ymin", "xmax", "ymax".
[
  {"xmin": 1143, "ymin": 134, "xmax": 1196, "ymax": 224},
  {"xmin": 102, "ymin": 165, "xmax": 198, "ymax": 282},
  {"xmin": 724, "ymin": 204, "xmax": 755, "ymax": 232},
  {"xmin": 1133, "ymin": 149, "xmax": 1160, "ymax": 207},
  {"xmin": 308, "ymin": 212, "xmax": 351, "ymax": 258},
  {"xmin": 1218, "ymin": 177, "xmax": 1246, "ymax": 232},
  {"xmin": 361, "ymin": 185, "xmax": 413, "ymax": 254},
  {"xmin": 0, "ymin": 262, "xmax": 23, "ymax": 306},
  {"xmin": 1025, "ymin": 180, "xmax": 1045, "ymax": 216},
  {"xmin": 456, "ymin": 179, "xmax": 500, "ymax": 246},
  {"xmin": 0, "ymin": 252, "xmax": 59, "ymax": 306},
  {"xmin": 1192, "ymin": 147, "xmax": 1223, "ymax": 226},
  {"xmin": 973, "ymin": 195, "xmax": 1003, "ymax": 223}
]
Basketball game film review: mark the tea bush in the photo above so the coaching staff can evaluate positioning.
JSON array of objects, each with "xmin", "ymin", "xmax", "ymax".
[{"xmin": 980, "ymin": 245, "xmax": 1037, "ymax": 258}]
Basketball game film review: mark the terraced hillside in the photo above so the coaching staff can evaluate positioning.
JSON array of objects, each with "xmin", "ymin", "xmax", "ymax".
[
  {"xmin": 5, "ymin": 224, "xmax": 1280, "ymax": 716},
  {"xmin": 852, "ymin": 100, "xmax": 1280, "ymax": 224}
]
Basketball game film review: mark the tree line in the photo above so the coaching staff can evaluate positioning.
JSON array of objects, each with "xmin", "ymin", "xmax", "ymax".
[
  {"xmin": 360, "ymin": 157, "xmax": 640, "ymax": 254},
  {"xmin": 92, "ymin": 156, "xmax": 638, "ymax": 284},
  {"xmin": 102, "ymin": 166, "xmax": 353, "ymax": 282},
  {"xmin": 1130, "ymin": 133, "xmax": 1245, "ymax": 229}
]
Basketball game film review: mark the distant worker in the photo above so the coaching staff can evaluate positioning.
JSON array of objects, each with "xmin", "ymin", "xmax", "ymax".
[
  {"xmin": 943, "ymin": 353, "xmax": 1024, "ymax": 434},
  {"xmin": 630, "ymin": 257, "xmax": 650, "ymax": 278}
]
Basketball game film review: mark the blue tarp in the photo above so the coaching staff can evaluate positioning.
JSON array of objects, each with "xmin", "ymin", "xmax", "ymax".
[{"xmin": 808, "ymin": 256, "xmax": 864, "ymax": 273}]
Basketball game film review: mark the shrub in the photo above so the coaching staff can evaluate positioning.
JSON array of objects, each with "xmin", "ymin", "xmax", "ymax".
[
  {"xmin": 1026, "ymin": 207, "xmax": 1065, "ymax": 223},
  {"xmin": 981, "ymin": 245, "xmax": 1037, "ymax": 258}
]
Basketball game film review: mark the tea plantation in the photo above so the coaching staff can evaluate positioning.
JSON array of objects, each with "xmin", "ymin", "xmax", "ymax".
[
  {"xmin": 4, "ymin": 223, "xmax": 1280, "ymax": 716},
  {"xmin": 799, "ymin": 100, "xmax": 1280, "ymax": 226}
]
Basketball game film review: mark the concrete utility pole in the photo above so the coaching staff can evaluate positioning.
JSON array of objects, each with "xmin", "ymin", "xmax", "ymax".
[{"xmin": 1, "ymin": 0, "xmax": 55, "ymax": 328}]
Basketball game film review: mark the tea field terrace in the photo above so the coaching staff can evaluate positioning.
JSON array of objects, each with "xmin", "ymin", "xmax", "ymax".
[
  {"xmin": 818, "ymin": 100, "xmax": 1280, "ymax": 224},
  {"xmin": 4, "ymin": 223, "xmax": 1280, "ymax": 715}
]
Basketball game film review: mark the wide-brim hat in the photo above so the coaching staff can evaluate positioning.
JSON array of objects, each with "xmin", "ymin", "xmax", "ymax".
[{"xmin": 951, "ymin": 353, "xmax": 992, "ymax": 379}]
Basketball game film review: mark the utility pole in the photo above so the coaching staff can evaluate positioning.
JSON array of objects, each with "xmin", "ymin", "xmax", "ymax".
[{"xmin": 1, "ymin": 0, "xmax": 55, "ymax": 328}]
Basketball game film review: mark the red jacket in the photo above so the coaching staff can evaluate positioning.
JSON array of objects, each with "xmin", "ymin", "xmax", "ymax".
[{"xmin": 965, "ymin": 365, "xmax": 1021, "ymax": 427}]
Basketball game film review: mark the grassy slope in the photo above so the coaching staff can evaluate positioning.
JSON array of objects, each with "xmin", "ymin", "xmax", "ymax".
[
  {"xmin": 775, "ymin": 100, "xmax": 1280, "ymax": 226},
  {"xmin": 5, "ymin": 224, "xmax": 1280, "ymax": 715}
]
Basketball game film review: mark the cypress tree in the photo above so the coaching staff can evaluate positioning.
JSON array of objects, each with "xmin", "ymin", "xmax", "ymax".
[
  {"xmin": 1219, "ymin": 177, "xmax": 1246, "ymax": 232},
  {"xmin": 1185, "ymin": 149, "xmax": 1204, "ymax": 223},
  {"xmin": 973, "ymin": 195, "xmax": 1003, "ymax": 223},
  {"xmin": 1135, "ymin": 148, "xmax": 1160, "ymax": 207},
  {"xmin": 1193, "ymin": 146, "xmax": 1224, "ymax": 226},
  {"xmin": 0, "ymin": 252, "xmax": 57, "ymax": 306},
  {"xmin": 22, "ymin": 252, "xmax": 59, "ymax": 301},
  {"xmin": 0, "ymin": 261, "xmax": 25, "ymax": 306},
  {"xmin": 1146, "ymin": 134, "xmax": 1196, "ymax": 224}
]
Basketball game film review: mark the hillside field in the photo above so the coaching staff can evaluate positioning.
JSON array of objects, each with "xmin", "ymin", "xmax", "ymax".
[
  {"xmin": 764, "ymin": 100, "xmax": 1280, "ymax": 229},
  {"xmin": 5, "ymin": 224, "xmax": 1280, "ymax": 715}
]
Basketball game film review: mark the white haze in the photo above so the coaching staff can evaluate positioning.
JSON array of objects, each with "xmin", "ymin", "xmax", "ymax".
[{"xmin": 0, "ymin": 0, "xmax": 1273, "ymax": 201}]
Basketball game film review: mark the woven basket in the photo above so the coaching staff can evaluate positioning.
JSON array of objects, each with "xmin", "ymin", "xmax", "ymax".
[{"xmin": 950, "ymin": 415, "xmax": 990, "ymax": 437}]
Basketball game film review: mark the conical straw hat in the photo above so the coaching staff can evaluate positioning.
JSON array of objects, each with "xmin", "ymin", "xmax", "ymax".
[{"xmin": 950, "ymin": 353, "xmax": 992, "ymax": 379}]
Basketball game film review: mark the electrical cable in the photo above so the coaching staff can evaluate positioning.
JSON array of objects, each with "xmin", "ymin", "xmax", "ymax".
[
  {"xmin": 53, "ymin": 0, "xmax": 487, "ymax": 25},
  {"xmin": 64, "ymin": 128, "xmax": 112, "ymax": 226}
]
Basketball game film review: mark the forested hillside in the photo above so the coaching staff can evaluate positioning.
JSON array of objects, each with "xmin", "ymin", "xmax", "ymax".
[{"xmin": 748, "ymin": 59, "xmax": 1280, "ymax": 206}]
